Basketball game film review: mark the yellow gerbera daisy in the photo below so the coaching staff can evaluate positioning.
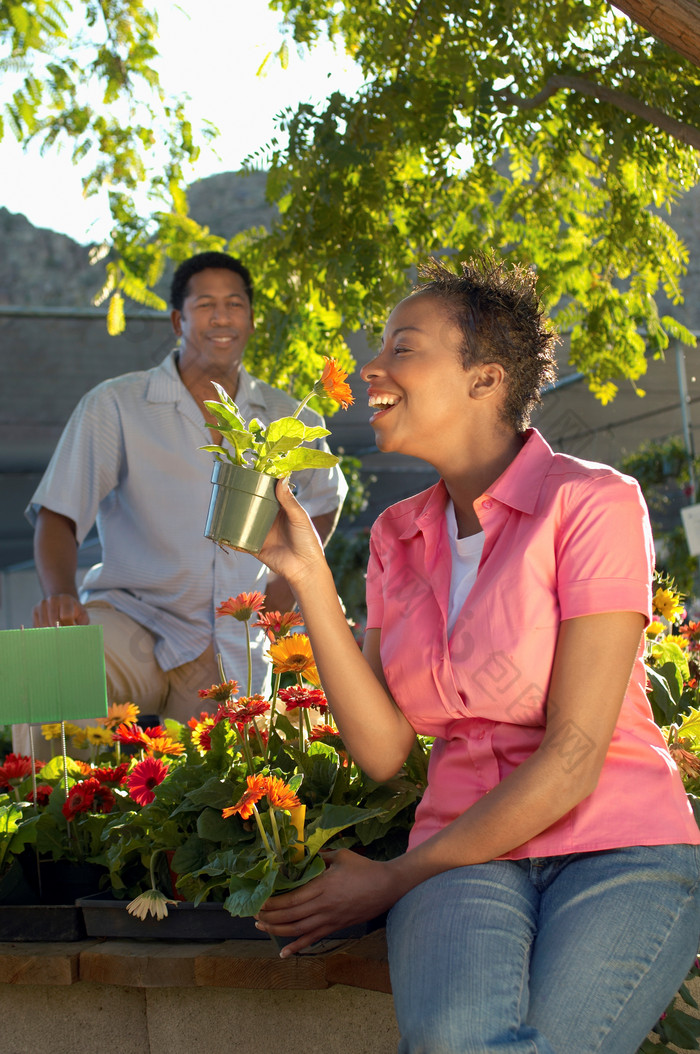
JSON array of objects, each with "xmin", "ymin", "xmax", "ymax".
[
  {"xmin": 86, "ymin": 726, "xmax": 114, "ymax": 746},
  {"xmin": 646, "ymin": 621, "xmax": 666, "ymax": 638},
  {"xmin": 268, "ymin": 634, "xmax": 320, "ymax": 684},
  {"xmin": 41, "ymin": 723, "xmax": 63, "ymax": 741},
  {"xmin": 653, "ymin": 587, "xmax": 684, "ymax": 624}
]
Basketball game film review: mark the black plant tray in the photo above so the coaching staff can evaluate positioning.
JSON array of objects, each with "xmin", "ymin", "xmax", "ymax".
[
  {"xmin": 77, "ymin": 893, "xmax": 268, "ymax": 941},
  {"xmin": 0, "ymin": 903, "xmax": 87, "ymax": 942}
]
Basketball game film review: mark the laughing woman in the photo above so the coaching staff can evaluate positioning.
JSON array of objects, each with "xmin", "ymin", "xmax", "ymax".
[{"xmin": 253, "ymin": 254, "xmax": 700, "ymax": 1054}]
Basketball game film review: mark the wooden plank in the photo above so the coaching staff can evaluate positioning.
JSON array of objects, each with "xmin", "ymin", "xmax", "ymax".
[
  {"xmin": 80, "ymin": 939, "xmax": 225, "ymax": 988},
  {"xmin": 325, "ymin": 931, "xmax": 392, "ymax": 994},
  {"xmin": 194, "ymin": 940, "xmax": 329, "ymax": 990},
  {"xmin": 0, "ymin": 941, "xmax": 95, "ymax": 985}
]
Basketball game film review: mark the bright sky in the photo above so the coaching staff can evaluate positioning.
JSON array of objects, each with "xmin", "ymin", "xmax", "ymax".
[{"xmin": 1, "ymin": 0, "xmax": 364, "ymax": 245}]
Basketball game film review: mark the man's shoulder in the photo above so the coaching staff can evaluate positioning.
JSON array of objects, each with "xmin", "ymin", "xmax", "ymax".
[{"xmin": 76, "ymin": 359, "xmax": 168, "ymax": 408}]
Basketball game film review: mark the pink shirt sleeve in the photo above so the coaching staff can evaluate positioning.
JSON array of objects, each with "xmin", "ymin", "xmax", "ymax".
[
  {"xmin": 365, "ymin": 530, "xmax": 385, "ymax": 629},
  {"xmin": 556, "ymin": 472, "xmax": 654, "ymax": 623}
]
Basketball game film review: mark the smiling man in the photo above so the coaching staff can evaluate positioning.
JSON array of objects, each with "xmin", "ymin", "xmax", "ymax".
[{"xmin": 25, "ymin": 252, "xmax": 347, "ymax": 724}]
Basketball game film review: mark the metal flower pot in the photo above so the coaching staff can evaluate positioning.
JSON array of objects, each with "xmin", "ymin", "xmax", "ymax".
[{"xmin": 204, "ymin": 461, "xmax": 280, "ymax": 554}]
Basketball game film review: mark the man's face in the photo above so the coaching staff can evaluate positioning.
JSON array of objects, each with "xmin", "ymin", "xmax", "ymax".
[{"xmin": 171, "ymin": 268, "xmax": 255, "ymax": 377}]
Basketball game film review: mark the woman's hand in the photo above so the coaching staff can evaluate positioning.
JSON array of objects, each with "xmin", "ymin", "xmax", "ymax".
[
  {"xmin": 255, "ymin": 478, "xmax": 327, "ymax": 587},
  {"xmin": 254, "ymin": 849, "xmax": 400, "ymax": 957}
]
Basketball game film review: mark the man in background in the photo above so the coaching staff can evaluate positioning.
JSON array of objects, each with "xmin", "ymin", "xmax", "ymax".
[{"xmin": 27, "ymin": 251, "xmax": 347, "ymax": 722}]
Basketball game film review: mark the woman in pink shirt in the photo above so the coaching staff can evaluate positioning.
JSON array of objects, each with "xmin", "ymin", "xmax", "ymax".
[{"xmin": 253, "ymin": 254, "xmax": 700, "ymax": 1053}]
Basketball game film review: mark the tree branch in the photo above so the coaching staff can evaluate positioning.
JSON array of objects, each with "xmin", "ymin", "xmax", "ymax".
[
  {"xmin": 611, "ymin": 0, "xmax": 700, "ymax": 68},
  {"xmin": 494, "ymin": 75, "xmax": 700, "ymax": 150}
]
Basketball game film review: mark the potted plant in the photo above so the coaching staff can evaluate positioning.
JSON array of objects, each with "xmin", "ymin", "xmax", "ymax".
[{"xmin": 200, "ymin": 357, "xmax": 353, "ymax": 553}]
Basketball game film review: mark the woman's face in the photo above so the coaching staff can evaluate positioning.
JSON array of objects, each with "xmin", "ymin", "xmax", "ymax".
[{"xmin": 360, "ymin": 292, "xmax": 479, "ymax": 463}]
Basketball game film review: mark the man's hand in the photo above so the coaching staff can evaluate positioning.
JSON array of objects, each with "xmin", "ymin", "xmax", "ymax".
[
  {"xmin": 33, "ymin": 593, "xmax": 89, "ymax": 627},
  {"xmin": 254, "ymin": 849, "xmax": 399, "ymax": 957}
]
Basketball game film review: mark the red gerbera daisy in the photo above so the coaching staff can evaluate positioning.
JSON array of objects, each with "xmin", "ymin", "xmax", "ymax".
[
  {"xmin": 252, "ymin": 610, "xmax": 305, "ymax": 642},
  {"xmin": 112, "ymin": 722, "xmax": 148, "ymax": 746},
  {"xmin": 278, "ymin": 685, "xmax": 329, "ymax": 713},
  {"xmin": 92, "ymin": 762, "xmax": 130, "ymax": 785},
  {"xmin": 126, "ymin": 757, "xmax": 170, "ymax": 806},
  {"xmin": 62, "ymin": 777, "xmax": 99, "ymax": 820},
  {"xmin": 27, "ymin": 784, "xmax": 53, "ymax": 806},
  {"xmin": 231, "ymin": 696, "xmax": 270, "ymax": 725},
  {"xmin": 0, "ymin": 754, "xmax": 39, "ymax": 790},
  {"xmin": 216, "ymin": 592, "xmax": 266, "ymax": 622}
]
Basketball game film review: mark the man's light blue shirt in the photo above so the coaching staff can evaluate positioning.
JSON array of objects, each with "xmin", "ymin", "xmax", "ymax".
[{"xmin": 26, "ymin": 351, "xmax": 347, "ymax": 691}]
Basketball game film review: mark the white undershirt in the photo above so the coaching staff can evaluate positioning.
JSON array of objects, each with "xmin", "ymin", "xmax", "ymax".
[{"xmin": 445, "ymin": 500, "xmax": 485, "ymax": 636}]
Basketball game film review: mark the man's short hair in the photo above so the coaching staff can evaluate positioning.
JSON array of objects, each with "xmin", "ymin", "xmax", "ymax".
[{"xmin": 170, "ymin": 252, "xmax": 254, "ymax": 311}]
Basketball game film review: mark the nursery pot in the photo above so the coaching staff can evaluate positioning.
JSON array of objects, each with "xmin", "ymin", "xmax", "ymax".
[{"xmin": 204, "ymin": 462, "xmax": 280, "ymax": 555}]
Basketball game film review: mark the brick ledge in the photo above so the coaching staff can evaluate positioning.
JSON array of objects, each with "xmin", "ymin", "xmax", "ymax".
[{"xmin": 0, "ymin": 928, "xmax": 391, "ymax": 992}]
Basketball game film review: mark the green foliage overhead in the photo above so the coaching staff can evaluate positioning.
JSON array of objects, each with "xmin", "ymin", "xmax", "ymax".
[
  {"xmin": 251, "ymin": 0, "xmax": 700, "ymax": 402},
  {"xmin": 3, "ymin": 1, "xmax": 700, "ymax": 404}
]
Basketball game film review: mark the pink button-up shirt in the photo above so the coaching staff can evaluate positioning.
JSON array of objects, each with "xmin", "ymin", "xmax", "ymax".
[{"xmin": 366, "ymin": 429, "xmax": 699, "ymax": 857}]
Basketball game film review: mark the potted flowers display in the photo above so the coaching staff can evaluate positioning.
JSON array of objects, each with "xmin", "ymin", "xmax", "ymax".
[
  {"xmin": 200, "ymin": 357, "xmax": 353, "ymax": 553},
  {"xmin": 100, "ymin": 592, "xmax": 427, "ymax": 940}
]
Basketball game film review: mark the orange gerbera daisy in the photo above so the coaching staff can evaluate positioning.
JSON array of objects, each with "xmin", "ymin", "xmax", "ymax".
[
  {"xmin": 216, "ymin": 592, "xmax": 266, "ymax": 621},
  {"xmin": 252, "ymin": 610, "xmax": 305, "ymax": 641},
  {"xmin": 222, "ymin": 773, "xmax": 268, "ymax": 820},
  {"xmin": 142, "ymin": 734, "xmax": 185, "ymax": 758},
  {"xmin": 315, "ymin": 357, "xmax": 354, "ymax": 409},
  {"xmin": 268, "ymin": 634, "xmax": 319, "ymax": 682},
  {"xmin": 264, "ymin": 775, "xmax": 301, "ymax": 811},
  {"xmin": 98, "ymin": 701, "xmax": 140, "ymax": 729},
  {"xmin": 198, "ymin": 679, "xmax": 239, "ymax": 701}
]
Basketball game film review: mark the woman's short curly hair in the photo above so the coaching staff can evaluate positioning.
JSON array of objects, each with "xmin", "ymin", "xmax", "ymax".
[{"xmin": 414, "ymin": 253, "xmax": 559, "ymax": 431}]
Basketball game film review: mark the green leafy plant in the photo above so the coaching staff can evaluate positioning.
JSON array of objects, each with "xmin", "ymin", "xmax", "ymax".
[{"xmin": 200, "ymin": 357, "xmax": 352, "ymax": 477}]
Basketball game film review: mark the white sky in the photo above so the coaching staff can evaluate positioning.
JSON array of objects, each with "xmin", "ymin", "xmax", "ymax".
[{"xmin": 1, "ymin": 0, "xmax": 364, "ymax": 244}]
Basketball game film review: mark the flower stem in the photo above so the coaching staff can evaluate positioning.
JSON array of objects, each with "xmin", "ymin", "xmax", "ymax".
[
  {"xmin": 244, "ymin": 621, "xmax": 252, "ymax": 698},
  {"xmin": 268, "ymin": 807, "xmax": 284, "ymax": 862},
  {"xmin": 251, "ymin": 804, "xmax": 273, "ymax": 857},
  {"xmin": 291, "ymin": 391, "xmax": 313, "ymax": 420}
]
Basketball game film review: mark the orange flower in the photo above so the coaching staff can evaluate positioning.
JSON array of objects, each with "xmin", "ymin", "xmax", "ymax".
[
  {"xmin": 264, "ymin": 775, "xmax": 301, "ymax": 811},
  {"xmin": 198, "ymin": 679, "xmax": 240, "ymax": 701},
  {"xmin": 222, "ymin": 773, "xmax": 267, "ymax": 820},
  {"xmin": 268, "ymin": 634, "xmax": 319, "ymax": 683},
  {"xmin": 252, "ymin": 610, "xmax": 305, "ymax": 642},
  {"xmin": 316, "ymin": 357, "xmax": 354, "ymax": 409},
  {"xmin": 216, "ymin": 592, "xmax": 266, "ymax": 621},
  {"xmin": 143, "ymin": 734, "xmax": 185, "ymax": 758},
  {"xmin": 98, "ymin": 701, "xmax": 140, "ymax": 729},
  {"xmin": 189, "ymin": 714, "xmax": 216, "ymax": 753},
  {"xmin": 310, "ymin": 723, "xmax": 341, "ymax": 742}
]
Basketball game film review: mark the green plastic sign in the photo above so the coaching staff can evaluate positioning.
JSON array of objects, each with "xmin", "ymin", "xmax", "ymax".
[{"xmin": 0, "ymin": 625, "xmax": 108, "ymax": 724}]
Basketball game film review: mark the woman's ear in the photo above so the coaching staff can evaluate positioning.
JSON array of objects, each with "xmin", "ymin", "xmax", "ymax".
[{"xmin": 469, "ymin": 362, "xmax": 507, "ymax": 401}]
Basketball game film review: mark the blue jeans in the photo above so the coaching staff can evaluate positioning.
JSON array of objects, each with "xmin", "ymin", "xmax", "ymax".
[{"xmin": 386, "ymin": 845, "xmax": 700, "ymax": 1054}]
